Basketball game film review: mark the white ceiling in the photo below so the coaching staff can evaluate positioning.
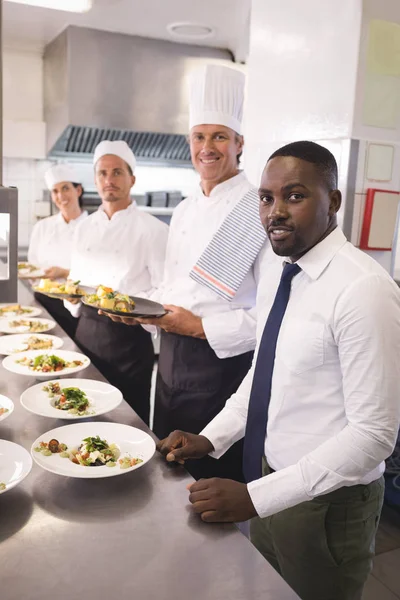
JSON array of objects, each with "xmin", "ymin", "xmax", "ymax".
[{"xmin": 3, "ymin": 0, "xmax": 251, "ymax": 61}]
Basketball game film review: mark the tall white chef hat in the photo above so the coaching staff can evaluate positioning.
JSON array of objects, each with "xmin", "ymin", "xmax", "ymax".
[
  {"xmin": 44, "ymin": 163, "xmax": 80, "ymax": 190},
  {"xmin": 188, "ymin": 64, "xmax": 245, "ymax": 134},
  {"xmin": 93, "ymin": 140, "xmax": 136, "ymax": 174}
]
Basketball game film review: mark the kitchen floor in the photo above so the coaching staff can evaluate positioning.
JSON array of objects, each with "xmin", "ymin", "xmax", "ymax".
[{"xmin": 363, "ymin": 504, "xmax": 400, "ymax": 599}]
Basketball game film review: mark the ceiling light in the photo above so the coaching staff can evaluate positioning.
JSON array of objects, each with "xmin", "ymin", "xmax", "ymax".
[
  {"xmin": 167, "ymin": 22, "xmax": 214, "ymax": 40},
  {"xmin": 4, "ymin": 0, "xmax": 92, "ymax": 12}
]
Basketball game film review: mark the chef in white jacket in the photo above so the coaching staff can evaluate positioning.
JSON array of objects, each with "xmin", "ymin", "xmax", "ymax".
[
  {"xmin": 106, "ymin": 65, "xmax": 268, "ymax": 481},
  {"xmin": 65, "ymin": 140, "xmax": 169, "ymax": 425},
  {"xmin": 29, "ymin": 163, "xmax": 88, "ymax": 337}
]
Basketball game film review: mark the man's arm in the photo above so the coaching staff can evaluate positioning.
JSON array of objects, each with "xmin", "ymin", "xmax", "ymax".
[{"xmin": 247, "ymin": 274, "xmax": 400, "ymax": 518}]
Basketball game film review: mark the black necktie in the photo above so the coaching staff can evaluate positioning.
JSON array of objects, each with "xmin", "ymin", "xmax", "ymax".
[{"xmin": 243, "ymin": 262, "xmax": 301, "ymax": 483}]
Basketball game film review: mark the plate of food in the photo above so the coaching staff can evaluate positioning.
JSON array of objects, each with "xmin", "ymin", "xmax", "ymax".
[
  {"xmin": 18, "ymin": 262, "xmax": 45, "ymax": 280},
  {"xmin": 0, "ymin": 333, "xmax": 64, "ymax": 356},
  {"xmin": 0, "ymin": 304, "xmax": 42, "ymax": 318},
  {"xmin": 0, "ymin": 395, "xmax": 14, "ymax": 423},
  {"xmin": 2, "ymin": 349, "xmax": 90, "ymax": 378},
  {"xmin": 0, "ymin": 440, "xmax": 33, "ymax": 494},
  {"xmin": 31, "ymin": 422, "xmax": 155, "ymax": 478},
  {"xmin": 82, "ymin": 285, "xmax": 166, "ymax": 318},
  {"xmin": 21, "ymin": 378, "xmax": 122, "ymax": 419},
  {"xmin": 33, "ymin": 278, "xmax": 92, "ymax": 300},
  {"xmin": 0, "ymin": 317, "xmax": 56, "ymax": 334}
]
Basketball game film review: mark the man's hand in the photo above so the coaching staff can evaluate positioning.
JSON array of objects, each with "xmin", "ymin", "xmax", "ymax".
[
  {"xmin": 137, "ymin": 305, "xmax": 206, "ymax": 338},
  {"xmin": 44, "ymin": 266, "xmax": 70, "ymax": 280},
  {"xmin": 188, "ymin": 478, "xmax": 257, "ymax": 523},
  {"xmin": 157, "ymin": 430, "xmax": 214, "ymax": 464},
  {"xmin": 98, "ymin": 311, "xmax": 140, "ymax": 325}
]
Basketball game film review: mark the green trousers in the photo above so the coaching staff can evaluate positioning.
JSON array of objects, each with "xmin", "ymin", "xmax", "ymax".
[{"xmin": 250, "ymin": 465, "xmax": 384, "ymax": 600}]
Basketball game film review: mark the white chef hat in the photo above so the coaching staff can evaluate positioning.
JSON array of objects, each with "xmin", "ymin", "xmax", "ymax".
[
  {"xmin": 93, "ymin": 140, "xmax": 136, "ymax": 174},
  {"xmin": 188, "ymin": 64, "xmax": 245, "ymax": 134},
  {"xmin": 44, "ymin": 163, "xmax": 80, "ymax": 190}
]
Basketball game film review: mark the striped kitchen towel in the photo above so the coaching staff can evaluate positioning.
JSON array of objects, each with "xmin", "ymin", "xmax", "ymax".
[{"xmin": 190, "ymin": 187, "xmax": 266, "ymax": 301}]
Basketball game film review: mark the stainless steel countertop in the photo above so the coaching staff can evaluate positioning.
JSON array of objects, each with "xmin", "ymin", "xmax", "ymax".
[{"xmin": 0, "ymin": 283, "xmax": 299, "ymax": 600}]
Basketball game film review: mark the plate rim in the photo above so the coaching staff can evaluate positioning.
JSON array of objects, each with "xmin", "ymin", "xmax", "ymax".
[
  {"xmin": 0, "ymin": 394, "xmax": 15, "ymax": 423},
  {"xmin": 0, "ymin": 333, "xmax": 64, "ymax": 356},
  {"xmin": 30, "ymin": 421, "xmax": 156, "ymax": 478},
  {"xmin": 2, "ymin": 349, "xmax": 90, "ymax": 378},
  {"xmin": 0, "ymin": 439, "xmax": 33, "ymax": 494},
  {"xmin": 20, "ymin": 378, "xmax": 123, "ymax": 419},
  {"xmin": 81, "ymin": 295, "xmax": 167, "ymax": 318}
]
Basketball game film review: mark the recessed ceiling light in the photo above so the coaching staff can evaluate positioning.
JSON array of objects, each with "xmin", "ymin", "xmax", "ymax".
[
  {"xmin": 167, "ymin": 22, "xmax": 214, "ymax": 40},
  {"xmin": 4, "ymin": 0, "xmax": 92, "ymax": 12}
]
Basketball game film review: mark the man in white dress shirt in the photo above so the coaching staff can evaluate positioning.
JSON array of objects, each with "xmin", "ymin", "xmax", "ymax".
[
  {"xmin": 107, "ymin": 65, "xmax": 267, "ymax": 482},
  {"xmin": 157, "ymin": 141, "xmax": 400, "ymax": 600},
  {"xmin": 65, "ymin": 140, "xmax": 168, "ymax": 425}
]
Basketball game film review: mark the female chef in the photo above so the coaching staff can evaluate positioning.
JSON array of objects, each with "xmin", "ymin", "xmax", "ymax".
[{"xmin": 28, "ymin": 163, "xmax": 88, "ymax": 337}]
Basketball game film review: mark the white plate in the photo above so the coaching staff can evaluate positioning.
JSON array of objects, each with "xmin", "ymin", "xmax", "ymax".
[
  {"xmin": 0, "ymin": 317, "xmax": 56, "ymax": 334},
  {"xmin": 0, "ymin": 304, "xmax": 42, "ymax": 318},
  {"xmin": 17, "ymin": 262, "xmax": 45, "ymax": 280},
  {"xmin": 0, "ymin": 440, "xmax": 33, "ymax": 494},
  {"xmin": 0, "ymin": 333, "xmax": 64, "ymax": 356},
  {"xmin": 21, "ymin": 378, "xmax": 122, "ymax": 419},
  {"xmin": 0, "ymin": 395, "xmax": 14, "ymax": 422},
  {"xmin": 31, "ymin": 422, "xmax": 155, "ymax": 478},
  {"xmin": 2, "ymin": 349, "xmax": 90, "ymax": 378}
]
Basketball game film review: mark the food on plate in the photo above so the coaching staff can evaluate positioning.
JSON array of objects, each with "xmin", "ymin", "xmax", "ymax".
[
  {"xmin": 9, "ymin": 320, "xmax": 49, "ymax": 333},
  {"xmin": 34, "ymin": 435, "xmax": 143, "ymax": 469},
  {"xmin": 85, "ymin": 285, "xmax": 136, "ymax": 313},
  {"xmin": 13, "ymin": 336, "xmax": 53, "ymax": 352},
  {"xmin": 36, "ymin": 278, "xmax": 84, "ymax": 296},
  {"xmin": 0, "ymin": 407, "xmax": 9, "ymax": 417},
  {"xmin": 71, "ymin": 436, "xmax": 120, "ymax": 466},
  {"xmin": 34, "ymin": 439, "xmax": 68, "ymax": 457},
  {"xmin": 43, "ymin": 383, "xmax": 91, "ymax": 415},
  {"xmin": 0, "ymin": 482, "xmax": 6, "ymax": 491},
  {"xmin": 18, "ymin": 262, "xmax": 37, "ymax": 273},
  {"xmin": 16, "ymin": 354, "xmax": 84, "ymax": 373},
  {"xmin": 0, "ymin": 304, "xmax": 33, "ymax": 317}
]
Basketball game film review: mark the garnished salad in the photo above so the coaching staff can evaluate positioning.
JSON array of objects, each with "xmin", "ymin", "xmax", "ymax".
[
  {"xmin": 85, "ymin": 285, "xmax": 136, "ymax": 313},
  {"xmin": 0, "ymin": 482, "xmax": 6, "ymax": 491},
  {"xmin": 18, "ymin": 262, "xmax": 37, "ymax": 273},
  {"xmin": 9, "ymin": 320, "xmax": 49, "ymax": 333},
  {"xmin": 0, "ymin": 407, "xmax": 9, "ymax": 417},
  {"xmin": 43, "ymin": 382, "xmax": 91, "ymax": 415},
  {"xmin": 17, "ymin": 354, "xmax": 83, "ymax": 373},
  {"xmin": 35, "ymin": 435, "xmax": 143, "ymax": 469}
]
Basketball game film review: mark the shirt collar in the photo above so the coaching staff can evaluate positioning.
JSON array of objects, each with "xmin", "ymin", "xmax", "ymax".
[
  {"xmin": 197, "ymin": 171, "xmax": 248, "ymax": 199},
  {"xmin": 56, "ymin": 210, "xmax": 88, "ymax": 225},
  {"xmin": 295, "ymin": 227, "xmax": 348, "ymax": 280},
  {"xmin": 97, "ymin": 201, "xmax": 135, "ymax": 221}
]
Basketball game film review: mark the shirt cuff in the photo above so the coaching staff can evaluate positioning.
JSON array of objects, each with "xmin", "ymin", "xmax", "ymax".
[
  {"xmin": 63, "ymin": 300, "xmax": 82, "ymax": 318},
  {"xmin": 247, "ymin": 464, "xmax": 309, "ymax": 518},
  {"xmin": 200, "ymin": 408, "xmax": 246, "ymax": 459},
  {"xmin": 141, "ymin": 324, "xmax": 159, "ymax": 337},
  {"xmin": 202, "ymin": 312, "xmax": 256, "ymax": 359}
]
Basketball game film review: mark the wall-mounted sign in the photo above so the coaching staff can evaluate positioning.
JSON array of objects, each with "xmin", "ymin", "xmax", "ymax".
[{"xmin": 359, "ymin": 188, "xmax": 400, "ymax": 251}]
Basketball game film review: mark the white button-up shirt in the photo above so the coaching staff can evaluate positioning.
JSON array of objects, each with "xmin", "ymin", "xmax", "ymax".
[
  {"xmin": 150, "ymin": 172, "xmax": 268, "ymax": 359},
  {"xmin": 28, "ymin": 211, "xmax": 88, "ymax": 269},
  {"xmin": 202, "ymin": 227, "xmax": 400, "ymax": 518},
  {"xmin": 67, "ymin": 202, "xmax": 168, "ymax": 296}
]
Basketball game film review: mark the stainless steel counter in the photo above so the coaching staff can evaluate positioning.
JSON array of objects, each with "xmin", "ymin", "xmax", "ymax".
[{"xmin": 0, "ymin": 283, "xmax": 299, "ymax": 600}]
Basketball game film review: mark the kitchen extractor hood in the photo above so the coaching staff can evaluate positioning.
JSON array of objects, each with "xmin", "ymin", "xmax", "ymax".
[{"xmin": 44, "ymin": 26, "xmax": 235, "ymax": 167}]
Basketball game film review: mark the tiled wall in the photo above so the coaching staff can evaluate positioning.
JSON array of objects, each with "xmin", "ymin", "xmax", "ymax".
[{"xmin": 4, "ymin": 157, "xmax": 199, "ymax": 249}]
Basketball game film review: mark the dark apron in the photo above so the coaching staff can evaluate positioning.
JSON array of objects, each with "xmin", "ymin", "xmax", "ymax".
[
  {"xmin": 74, "ymin": 305, "xmax": 154, "ymax": 425},
  {"xmin": 34, "ymin": 292, "xmax": 79, "ymax": 340},
  {"xmin": 154, "ymin": 331, "xmax": 254, "ymax": 482}
]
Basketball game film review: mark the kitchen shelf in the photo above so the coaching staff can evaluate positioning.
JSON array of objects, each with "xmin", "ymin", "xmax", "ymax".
[{"xmin": 137, "ymin": 206, "xmax": 175, "ymax": 216}]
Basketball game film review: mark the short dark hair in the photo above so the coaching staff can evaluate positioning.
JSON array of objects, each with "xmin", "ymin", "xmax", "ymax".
[{"xmin": 268, "ymin": 141, "xmax": 338, "ymax": 191}]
